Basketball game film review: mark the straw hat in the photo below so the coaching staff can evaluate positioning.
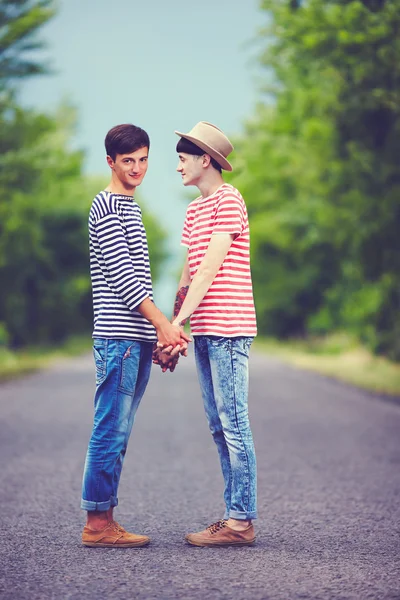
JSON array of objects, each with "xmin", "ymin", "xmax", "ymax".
[{"xmin": 175, "ymin": 121, "xmax": 233, "ymax": 171}]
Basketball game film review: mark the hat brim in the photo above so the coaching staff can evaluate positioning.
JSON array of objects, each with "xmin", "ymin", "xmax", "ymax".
[{"xmin": 175, "ymin": 131, "xmax": 233, "ymax": 171}]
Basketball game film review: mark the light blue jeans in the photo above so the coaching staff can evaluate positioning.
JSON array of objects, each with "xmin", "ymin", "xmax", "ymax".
[
  {"xmin": 194, "ymin": 336, "xmax": 257, "ymax": 521},
  {"xmin": 81, "ymin": 338, "xmax": 152, "ymax": 512}
]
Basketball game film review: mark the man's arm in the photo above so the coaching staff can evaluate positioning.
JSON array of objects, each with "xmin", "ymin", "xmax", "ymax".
[
  {"xmin": 154, "ymin": 232, "xmax": 232, "ymax": 363},
  {"xmin": 95, "ymin": 212, "xmax": 149, "ymax": 311},
  {"xmin": 172, "ymin": 256, "xmax": 191, "ymax": 324},
  {"xmin": 152, "ymin": 257, "xmax": 191, "ymax": 370},
  {"xmin": 95, "ymin": 213, "xmax": 189, "ymax": 348},
  {"xmin": 172, "ymin": 233, "xmax": 234, "ymax": 327},
  {"xmin": 137, "ymin": 297, "xmax": 190, "ymax": 348}
]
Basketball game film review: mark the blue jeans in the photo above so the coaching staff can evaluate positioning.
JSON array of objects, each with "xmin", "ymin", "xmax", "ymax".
[
  {"xmin": 194, "ymin": 336, "xmax": 257, "ymax": 521},
  {"xmin": 81, "ymin": 339, "xmax": 152, "ymax": 512}
]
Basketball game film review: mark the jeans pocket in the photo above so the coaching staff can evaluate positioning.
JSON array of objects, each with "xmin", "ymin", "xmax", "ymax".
[
  {"xmin": 119, "ymin": 344, "xmax": 139, "ymax": 395},
  {"xmin": 233, "ymin": 337, "xmax": 253, "ymax": 358},
  {"xmin": 93, "ymin": 341, "xmax": 107, "ymax": 386},
  {"xmin": 208, "ymin": 336, "xmax": 231, "ymax": 351},
  {"xmin": 242, "ymin": 337, "xmax": 254, "ymax": 355}
]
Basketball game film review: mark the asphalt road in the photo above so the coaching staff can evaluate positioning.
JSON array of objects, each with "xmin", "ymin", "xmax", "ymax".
[{"xmin": 0, "ymin": 349, "xmax": 399, "ymax": 600}]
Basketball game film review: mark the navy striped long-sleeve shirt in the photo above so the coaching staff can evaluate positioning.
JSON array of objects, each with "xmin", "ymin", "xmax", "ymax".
[{"xmin": 89, "ymin": 191, "xmax": 156, "ymax": 342}]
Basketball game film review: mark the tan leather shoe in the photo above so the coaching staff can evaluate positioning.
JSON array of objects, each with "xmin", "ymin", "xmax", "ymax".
[
  {"xmin": 185, "ymin": 519, "xmax": 256, "ymax": 547},
  {"xmin": 82, "ymin": 521, "xmax": 150, "ymax": 548}
]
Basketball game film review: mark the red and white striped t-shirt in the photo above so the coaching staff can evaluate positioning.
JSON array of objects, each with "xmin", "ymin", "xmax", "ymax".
[{"xmin": 181, "ymin": 183, "xmax": 257, "ymax": 337}]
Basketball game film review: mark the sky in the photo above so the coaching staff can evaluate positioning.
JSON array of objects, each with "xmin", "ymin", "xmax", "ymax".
[{"xmin": 20, "ymin": 0, "xmax": 266, "ymax": 310}]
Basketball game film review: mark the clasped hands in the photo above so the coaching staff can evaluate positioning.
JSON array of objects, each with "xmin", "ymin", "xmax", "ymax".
[{"xmin": 152, "ymin": 323, "xmax": 191, "ymax": 373}]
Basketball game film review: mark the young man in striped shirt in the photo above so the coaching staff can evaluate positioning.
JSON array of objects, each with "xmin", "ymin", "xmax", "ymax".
[
  {"xmin": 155, "ymin": 122, "xmax": 257, "ymax": 546},
  {"xmin": 81, "ymin": 124, "xmax": 189, "ymax": 548}
]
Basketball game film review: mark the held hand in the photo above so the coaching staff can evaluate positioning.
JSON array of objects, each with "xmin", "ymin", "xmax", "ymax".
[
  {"xmin": 167, "ymin": 355, "xmax": 180, "ymax": 372},
  {"xmin": 152, "ymin": 346, "xmax": 179, "ymax": 373},
  {"xmin": 156, "ymin": 322, "xmax": 190, "ymax": 350},
  {"xmin": 160, "ymin": 339, "xmax": 188, "ymax": 357},
  {"xmin": 156, "ymin": 324, "xmax": 191, "ymax": 354}
]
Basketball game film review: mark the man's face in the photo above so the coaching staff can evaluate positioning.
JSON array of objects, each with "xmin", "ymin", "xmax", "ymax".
[
  {"xmin": 176, "ymin": 152, "xmax": 204, "ymax": 187},
  {"xmin": 107, "ymin": 146, "xmax": 149, "ymax": 190}
]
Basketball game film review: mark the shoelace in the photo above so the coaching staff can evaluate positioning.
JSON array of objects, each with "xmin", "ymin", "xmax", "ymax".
[
  {"xmin": 207, "ymin": 520, "xmax": 227, "ymax": 535},
  {"xmin": 110, "ymin": 521, "xmax": 125, "ymax": 533}
]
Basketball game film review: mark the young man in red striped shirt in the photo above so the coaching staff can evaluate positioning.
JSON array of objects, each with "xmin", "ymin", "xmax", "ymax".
[{"xmin": 155, "ymin": 121, "xmax": 257, "ymax": 546}]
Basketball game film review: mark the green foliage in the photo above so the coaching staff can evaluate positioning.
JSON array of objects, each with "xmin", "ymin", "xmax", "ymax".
[
  {"xmin": 0, "ymin": 0, "xmax": 55, "ymax": 85},
  {"xmin": 0, "ymin": 0, "xmax": 167, "ymax": 348},
  {"xmin": 142, "ymin": 209, "xmax": 168, "ymax": 283},
  {"xmin": 0, "ymin": 100, "xmax": 91, "ymax": 346},
  {"xmin": 228, "ymin": 0, "xmax": 400, "ymax": 359},
  {"xmin": 0, "ymin": 98, "xmax": 167, "ymax": 347}
]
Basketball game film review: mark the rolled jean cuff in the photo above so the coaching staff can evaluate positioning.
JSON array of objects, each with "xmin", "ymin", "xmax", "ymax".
[
  {"xmin": 81, "ymin": 495, "xmax": 118, "ymax": 512},
  {"xmin": 229, "ymin": 509, "xmax": 257, "ymax": 520}
]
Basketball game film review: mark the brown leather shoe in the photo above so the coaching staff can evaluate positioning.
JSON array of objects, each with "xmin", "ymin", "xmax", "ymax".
[
  {"xmin": 82, "ymin": 521, "xmax": 150, "ymax": 548},
  {"xmin": 185, "ymin": 519, "xmax": 256, "ymax": 547}
]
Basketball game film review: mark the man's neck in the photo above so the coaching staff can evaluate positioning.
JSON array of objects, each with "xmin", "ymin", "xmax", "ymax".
[
  {"xmin": 197, "ymin": 172, "xmax": 225, "ymax": 199},
  {"xmin": 105, "ymin": 178, "xmax": 135, "ymax": 196}
]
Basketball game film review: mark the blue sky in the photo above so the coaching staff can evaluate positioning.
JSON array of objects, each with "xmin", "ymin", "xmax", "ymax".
[{"xmin": 20, "ymin": 0, "xmax": 266, "ymax": 309}]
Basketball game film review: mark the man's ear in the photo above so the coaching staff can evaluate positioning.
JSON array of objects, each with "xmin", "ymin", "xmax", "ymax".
[
  {"xmin": 202, "ymin": 154, "xmax": 211, "ymax": 168},
  {"xmin": 106, "ymin": 155, "xmax": 115, "ymax": 169}
]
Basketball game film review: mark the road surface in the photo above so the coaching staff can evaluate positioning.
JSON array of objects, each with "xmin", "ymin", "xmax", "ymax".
[{"xmin": 0, "ymin": 350, "xmax": 399, "ymax": 600}]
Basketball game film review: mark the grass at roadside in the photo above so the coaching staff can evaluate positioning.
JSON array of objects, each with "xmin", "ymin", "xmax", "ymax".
[
  {"xmin": 254, "ymin": 334, "xmax": 400, "ymax": 397},
  {"xmin": 2, "ymin": 332, "xmax": 400, "ymax": 397},
  {"xmin": 0, "ymin": 335, "xmax": 93, "ymax": 382}
]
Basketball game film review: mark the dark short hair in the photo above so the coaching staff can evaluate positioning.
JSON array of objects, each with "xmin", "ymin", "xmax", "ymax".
[
  {"xmin": 105, "ymin": 124, "xmax": 150, "ymax": 160},
  {"xmin": 176, "ymin": 137, "xmax": 222, "ymax": 173}
]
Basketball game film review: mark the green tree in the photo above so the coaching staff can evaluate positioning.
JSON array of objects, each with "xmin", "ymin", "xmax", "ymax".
[
  {"xmin": 0, "ymin": 0, "xmax": 55, "ymax": 84},
  {"xmin": 0, "ymin": 0, "xmax": 167, "ymax": 347},
  {"xmin": 0, "ymin": 102, "xmax": 89, "ymax": 345},
  {"xmin": 229, "ymin": 0, "xmax": 400, "ymax": 358}
]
